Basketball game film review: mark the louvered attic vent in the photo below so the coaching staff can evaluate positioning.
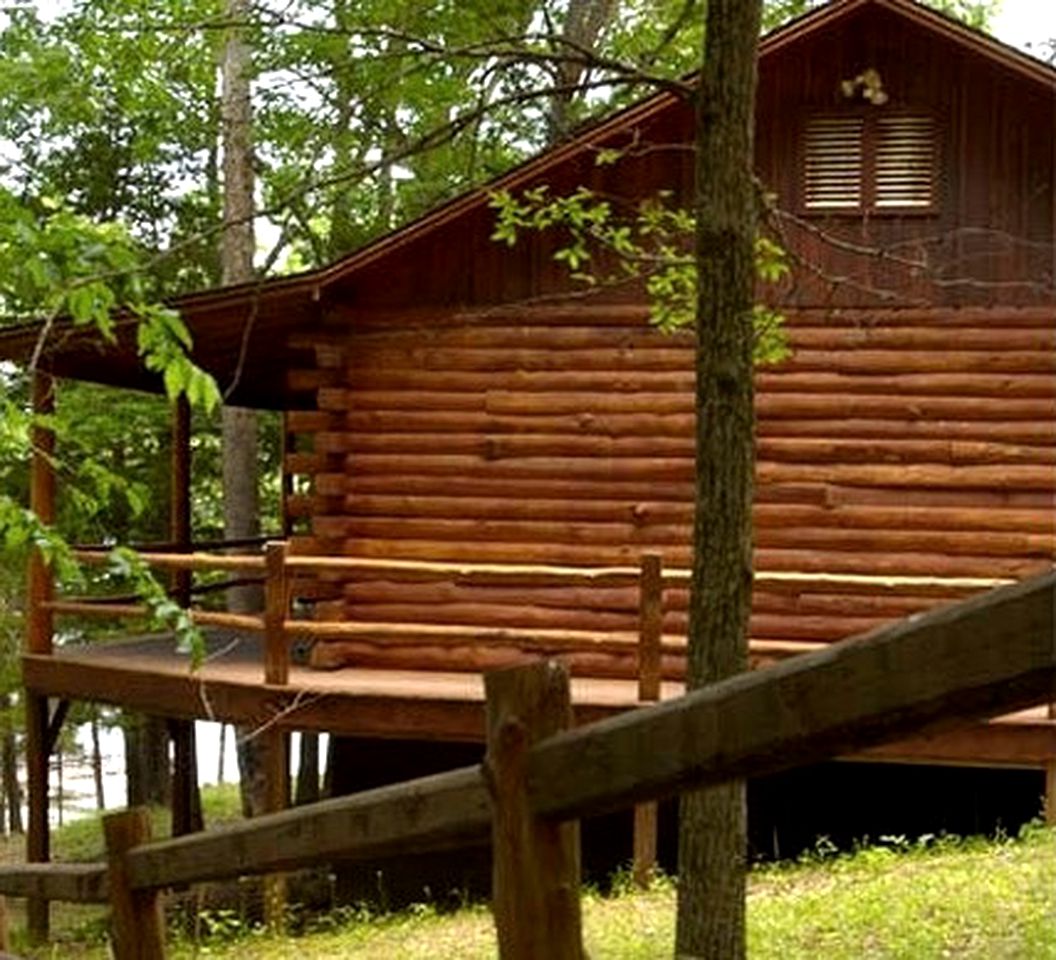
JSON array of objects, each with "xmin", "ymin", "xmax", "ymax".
[
  {"xmin": 803, "ymin": 113, "xmax": 936, "ymax": 213},
  {"xmin": 874, "ymin": 115, "xmax": 935, "ymax": 208},
  {"xmin": 804, "ymin": 116, "xmax": 864, "ymax": 210}
]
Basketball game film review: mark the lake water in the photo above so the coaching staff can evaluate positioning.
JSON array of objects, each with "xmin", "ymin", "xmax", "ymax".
[{"xmin": 49, "ymin": 722, "xmax": 329, "ymax": 823}]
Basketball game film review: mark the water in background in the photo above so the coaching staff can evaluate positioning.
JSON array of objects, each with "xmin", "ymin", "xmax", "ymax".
[{"xmin": 48, "ymin": 723, "xmax": 329, "ymax": 824}]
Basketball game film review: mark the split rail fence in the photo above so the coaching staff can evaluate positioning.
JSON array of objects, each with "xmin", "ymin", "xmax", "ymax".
[{"xmin": 3, "ymin": 570, "xmax": 1054, "ymax": 959}]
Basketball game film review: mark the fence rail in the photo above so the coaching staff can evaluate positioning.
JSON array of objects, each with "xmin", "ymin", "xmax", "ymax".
[{"xmin": 4, "ymin": 570, "xmax": 1054, "ymax": 958}]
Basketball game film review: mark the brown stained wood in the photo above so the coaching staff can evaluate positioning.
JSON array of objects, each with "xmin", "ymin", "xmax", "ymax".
[
  {"xmin": 287, "ymin": 618, "xmax": 648, "ymax": 652},
  {"xmin": 339, "ymin": 452, "xmax": 1056, "ymax": 491},
  {"xmin": 529, "ymin": 572, "xmax": 1056, "ymax": 820},
  {"xmin": 45, "ymin": 601, "xmax": 264, "ymax": 632},
  {"xmin": 73, "ymin": 550, "xmax": 265, "ymax": 574},
  {"xmin": 341, "ymin": 408, "xmax": 1056, "ymax": 445},
  {"xmin": 26, "ymin": 371, "xmax": 55, "ymax": 942},
  {"xmin": 125, "ymin": 766, "xmax": 491, "ymax": 890},
  {"xmin": 104, "ymin": 808, "xmax": 165, "ymax": 960},
  {"xmin": 339, "ymin": 472, "xmax": 1050, "ymax": 510},
  {"xmin": 340, "ymin": 388, "xmax": 1056, "ymax": 422},
  {"xmin": 0, "ymin": 863, "xmax": 109, "ymax": 904},
  {"xmin": 1046, "ymin": 761, "xmax": 1056, "ymax": 826},
  {"xmin": 339, "ymin": 495, "xmax": 1053, "ymax": 536},
  {"xmin": 329, "ymin": 537, "xmax": 1044, "ymax": 579},
  {"xmin": 285, "ymin": 554, "xmax": 640, "ymax": 587},
  {"xmin": 485, "ymin": 661, "xmax": 584, "ymax": 960},
  {"xmin": 633, "ymin": 554, "xmax": 663, "ymax": 888},
  {"xmin": 315, "ymin": 516, "xmax": 1054, "ymax": 561},
  {"xmin": 169, "ymin": 720, "xmax": 202, "ymax": 838},
  {"xmin": 24, "ymin": 692, "xmax": 50, "ymax": 943},
  {"xmin": 264, "ymin": 542, "xmax": 290, "ymax": 685},
  {"xmin": 27, "ymin": 373, "xmax": 56, "ymax": 658},
  {"xmin": 331, "ymin": 431, "xmax": 1056, "ymax": 465}
]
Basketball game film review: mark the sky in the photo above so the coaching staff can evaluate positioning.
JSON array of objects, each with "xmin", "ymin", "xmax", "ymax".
[{"xmin": 991, "ymin": 0, "xmax": 1056, "ymax": 57}]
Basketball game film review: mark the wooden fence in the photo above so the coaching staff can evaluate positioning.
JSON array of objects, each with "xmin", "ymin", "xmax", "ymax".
[{"xmin": 3, "ymin": 570, "xmax": 1054, "ymax": 959}]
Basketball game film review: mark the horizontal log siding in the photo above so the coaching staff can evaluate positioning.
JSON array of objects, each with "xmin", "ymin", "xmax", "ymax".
[{"xmin": 286, "ymin": 306, "xmax": 1056, "ymax": 673}]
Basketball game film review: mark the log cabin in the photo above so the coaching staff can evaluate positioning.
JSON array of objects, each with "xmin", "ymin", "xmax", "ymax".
[{"xmin": 1, "ymin": 0, "xmax": 1054, "ymax": 927}]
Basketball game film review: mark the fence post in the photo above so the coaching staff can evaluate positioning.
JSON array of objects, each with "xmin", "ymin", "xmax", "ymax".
[
  {"xmin": 633, "ymin": 552, "xmax": 663, "ymax": 888},
  {"xmin": 485, "ymin": 660, "xmax": 584, "ymax": 960},
  {"xmin": 104, "ymin": 808, "xmax": 165, "ymax": 960}
]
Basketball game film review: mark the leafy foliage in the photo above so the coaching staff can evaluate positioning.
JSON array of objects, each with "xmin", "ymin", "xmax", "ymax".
[{"xmin": 490, "ymin": 184, "xmax": 791, "ymax": 363}]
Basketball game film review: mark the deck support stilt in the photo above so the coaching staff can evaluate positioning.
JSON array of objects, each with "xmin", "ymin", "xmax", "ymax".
[
  {"xmin": 1045, "ymin": 760, "xmax": 1056, "ymax": 827},
  {"xmin": 170, "ymin": 720, "xmax": 203, "ymax": 837},
  {"xmin": 632, "ymin": 553, "xmax": 663, "ymax": 888},
  {"xmin": 169, "ymin": 398, "xmax": 202, "ymax": 838},
  {"xmin": 25, "ymin": 693, "xmax": 50, "ymax": 943},
  {"xmin": 26, "ymin": 371, "xmax": 56, "ymax": 943}
]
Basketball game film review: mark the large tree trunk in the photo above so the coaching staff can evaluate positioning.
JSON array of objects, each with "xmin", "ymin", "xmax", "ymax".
[
  {"xmin": 124, "ymin": 715, "xmax": 171, "ymax": 808},
  {"xmin": 2, "ymin": 699, "xmax": 22, "ymax": 835},
  {"xmin": 547, "ymin": 0, "xmax": 617, "ymax": 143},
  {"xmin": 90, "ymin": 712, "xmax": 105, "ymax": 811},
  {"xmin": 675, "ymin": 2, "xmax": 763, "ymax": 958},
  {"xmin": 220, "ymin": 0, "xmax": 272, "ymax": 819}
]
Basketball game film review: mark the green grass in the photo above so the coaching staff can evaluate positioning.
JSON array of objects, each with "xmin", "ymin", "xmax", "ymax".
[{"xmin": 11, "ymin": 819, "xmax": 1054, "ymax": 958}]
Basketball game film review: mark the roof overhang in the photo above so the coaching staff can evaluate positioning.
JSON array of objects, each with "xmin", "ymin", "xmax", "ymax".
[{"xmin": 2, "ymin": 0, "xmax": 1052, "ymax": 407}]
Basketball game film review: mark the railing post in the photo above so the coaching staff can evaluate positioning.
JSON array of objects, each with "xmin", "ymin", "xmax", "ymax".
[
  {"xmin": 633, "ymin": 552, "xmax": 663, "ymax": 888},
  {"xmin": 264, "ymin": 541, "xmax": 290, "ymax": 686},
  {"xmin": 104, "ymin": 808, "xmax": 165, "ymax": 960},
  {"xmin": 485, "ymin": 660, "xmax": 584, "ymax": 960}
]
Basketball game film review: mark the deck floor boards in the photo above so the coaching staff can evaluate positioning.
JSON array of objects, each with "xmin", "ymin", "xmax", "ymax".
[{"xmin": 22, "ymin": 629, "xmax": 1056, "ymax": 765}]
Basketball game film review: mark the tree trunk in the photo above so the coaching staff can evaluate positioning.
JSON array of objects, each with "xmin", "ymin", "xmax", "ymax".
[
  {"xmin": 2, "ymin": 703, "xmax": 22, "ymax": 835},
  {"xmin": 125, "ymin": 714, "xmax": 171, "ymax": 808},
  {"xmin": 217, "ymin": 723, "xmax": 226, "ymax": 785},
  {"xmin": 221, "ymin": 0, "xmax": 271, "ymax": 819},
  {"xmin": 675, "ymin": 2, "xmax": 762, "ymax": 959},
  {"xmin": 295, "ymin": 732, "xmax": 320, "ymax": 806},
  {"xmin": 547, "ymin": 0, "xmax": 617, "ymax": 143},
  {"xmin": 91, "ymin": 713, "xmax": 105, "ymax": 811}
]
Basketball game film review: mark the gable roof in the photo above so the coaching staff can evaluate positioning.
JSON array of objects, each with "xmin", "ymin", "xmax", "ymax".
[{"xmin": 2, "ymin": 0, "xmax": 1053, "ymax": 407}]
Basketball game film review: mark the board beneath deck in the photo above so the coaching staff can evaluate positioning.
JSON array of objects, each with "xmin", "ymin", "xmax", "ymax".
[{"xmin": 22, "ymin": 630, "xmax": 1056, "ymax": 766}]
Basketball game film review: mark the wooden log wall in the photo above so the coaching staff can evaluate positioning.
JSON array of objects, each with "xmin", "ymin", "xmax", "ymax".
[{"xmin": 284, "ymin": 305, "xmax": 1056, "ymax": 675}]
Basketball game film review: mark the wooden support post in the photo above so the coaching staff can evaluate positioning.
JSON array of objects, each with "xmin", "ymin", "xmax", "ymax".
[
  {"xmin": 264, "ymin": 541, "xmax": 289, "ymax": 686},
  {"xmin": 485, "ymin": 660, "xmax": 584, "ymax": 960},
  {"xmin": 104, "ymin": 808, "xmax": 165, "ymax": 960},
  {"xmin": 26, "ymin": 372, "xmax": 56, "ymax": 943},
  {"xmin": 633, "ymin": 553, "xmax": 663, "ymax": 888},
  {"xmin": 169, "ymin": 721, "xmax": 203, "ymax": 837},
  {"xmin": 0, "ymin": 894, "xmax": 9, "ymax": 955},
  {"xmin": 1045, "ymin": 761, "xmax": 1056, "ymax": 828},
  {"xmin": 169, "ymin": 399, "xmax": 201, "ymax": 837}
]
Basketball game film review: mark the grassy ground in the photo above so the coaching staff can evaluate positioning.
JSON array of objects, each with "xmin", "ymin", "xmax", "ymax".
[{"xmin": 4, "ymin": 800, "xmax": 1053, "ymax": 959}]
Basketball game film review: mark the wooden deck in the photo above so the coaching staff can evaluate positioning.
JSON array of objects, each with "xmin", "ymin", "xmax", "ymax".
[{"xmin": 23, "ymin": 630, "xmax": 1056, "ymax": 767}]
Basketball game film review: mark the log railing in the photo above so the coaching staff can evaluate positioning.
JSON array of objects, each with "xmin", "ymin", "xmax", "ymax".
[
  {"xmin": 5, "ymin": 571, "xmax": 1055, "ymax": 959},
  {"xmin": 45, "ymin": 541, "xmax": 1013, "ymax": 690}
]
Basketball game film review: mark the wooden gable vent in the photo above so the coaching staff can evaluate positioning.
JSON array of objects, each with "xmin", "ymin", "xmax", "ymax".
[
  {"xmin": 804, "ymin": 116, "xmax": 865, "ymax": 211},
  {"xmin": 804, "ymin": 114, "xmax": 936, "ymax": 213},
  {"xmin": 874, "ymin": 115, "xmax": 935, "ymax": 208}
]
